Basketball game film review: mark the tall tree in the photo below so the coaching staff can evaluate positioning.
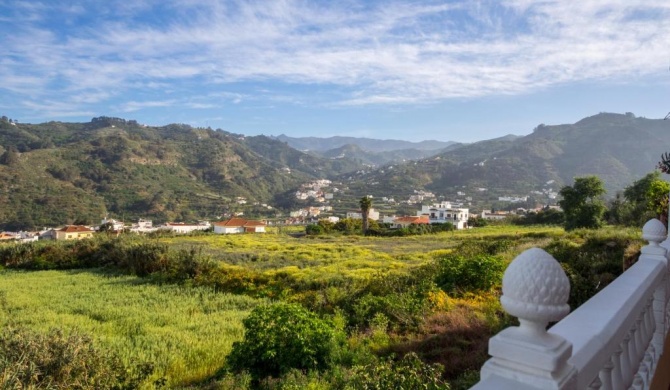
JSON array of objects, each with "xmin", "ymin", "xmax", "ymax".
[
  {"xmin": 622, "ymin": 171, "xmax": 670, "ymax": 226},
  {"xmin": 559, "ymin": 176, "xmax": 607, "ymax": 230},
  {"xmin": 359, "ymin": 196, "xmax": 372, "ymax": 234}
]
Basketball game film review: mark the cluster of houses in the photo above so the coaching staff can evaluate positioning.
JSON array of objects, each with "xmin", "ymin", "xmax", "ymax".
[
  {"xmin": 294, "ymin": 179, "xmax": 336, "ymax": 202},
  {"xmin": 0, "ymin": 217, "xmax": 268, "ymax": 242},
  {"xmin": 343, "ymin": 201, "xmax": 471, "ymax": 230}
]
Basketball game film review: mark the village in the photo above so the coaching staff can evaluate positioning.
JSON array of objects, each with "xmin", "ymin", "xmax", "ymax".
[{"xmin": 0, "ymin": 178, "xmax": 562, "ymax": 242}]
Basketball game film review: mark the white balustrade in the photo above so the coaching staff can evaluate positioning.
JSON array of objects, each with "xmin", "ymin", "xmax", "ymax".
[{"xmin": 471, "ymin": 219, "xmax": 670, "ymax": 390}]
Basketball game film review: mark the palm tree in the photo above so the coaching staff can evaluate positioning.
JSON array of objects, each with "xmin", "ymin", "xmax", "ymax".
[{"xmin": 359, "ymin": 196, "xmax": 372, "ymax": 234}]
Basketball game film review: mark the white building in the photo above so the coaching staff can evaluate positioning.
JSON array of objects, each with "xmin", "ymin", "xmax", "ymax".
[
  {"xmin": 101, "ymin": 217, "xmax": 124, "ymax": 231},
  {"xmin": 481, "ymin": 210, "xmax": 512, "ymax": 221},
  {"xmin": 160, "ymin": 222, "xmax": 210, "ymax": 234},
  {"xmin": 129, "ymin": 219, "xmax": 156, "ymax": 233},
  {"xmin": 212, "ymin": 218, "xmax": 266, "ymax": 234},
  {"xmin": 417, "ymin": 202, "xmax": 469, "ymax": 229},
  {"xmin": 346, "ymin": 208, "xmax": 380, "ymax": 221}
]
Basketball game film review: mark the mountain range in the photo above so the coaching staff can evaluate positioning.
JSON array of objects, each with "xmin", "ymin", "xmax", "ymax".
[
  {"xmin": 343, "ymin": 113, "xmax": 670, "ymax": 201},
  {"xmin": 0, "ymin": 112, "xmax": 667, "ymax": 229}
]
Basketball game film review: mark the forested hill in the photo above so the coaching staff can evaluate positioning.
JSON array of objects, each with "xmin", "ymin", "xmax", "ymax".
[
  {"xmin": 0, "ymin": 117, "xmax": 363, "ymax": 229},
  {"xmin": 345, "ymin": 113, "xmax": 670, "ymax": 197}
]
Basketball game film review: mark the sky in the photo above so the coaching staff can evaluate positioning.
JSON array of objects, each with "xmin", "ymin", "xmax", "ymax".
[{"xmin": 1, "ymin": 0, "xmax": 669, "ymax": 143}]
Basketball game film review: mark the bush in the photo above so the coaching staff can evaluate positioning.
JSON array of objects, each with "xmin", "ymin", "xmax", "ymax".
[
  {"xmin": 0, "ymin": 326, "xmax": 154, "ymax": 389},
  {"xmin": 227, "ymin": 303, "xmax": 336, "ymax": 380},
  {"xmin": 435, "ymin": 254, "xmax": 506, "ymax": 296},
  {"xmin": 306, "ymin": 224, "xmax": 325, "ymax": 236},
  {"xmin": 347, "ymin": 352, "xmax": 450, "ymax": 389},
  {"xmin": 343, "ymin": 267, "xmax": 438, "ymax": 332}
]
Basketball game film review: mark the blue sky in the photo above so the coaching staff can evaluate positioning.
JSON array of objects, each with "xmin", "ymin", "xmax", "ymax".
[{"xmin": 1, "ymin": 0, "xmax": 669, "ymax": 142}]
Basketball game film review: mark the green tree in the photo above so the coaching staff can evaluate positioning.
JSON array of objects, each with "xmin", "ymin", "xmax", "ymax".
[
  {"xmin": 359, "ymin": 196, "xmax": 372, "ymax": 234},
  {"xmin": 227, "ymin": 303, "xmax": 335, "ymax": 380},
  {"xmin": 646, "ymin": 179, "xmax": 670, "ymax": 226},
  {"xmin": 559, "ymin": 176, "xmax": 607, "ymax": 230},
  {"xmin": 610, "ymin": 172, "xmax": 670, "ymax": 226}
]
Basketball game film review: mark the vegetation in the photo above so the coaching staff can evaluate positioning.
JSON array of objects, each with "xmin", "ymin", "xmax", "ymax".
[
  {"xmin": 0, "ymin": 117, "xmax": 367, "ymax": 229},
  {"xmin": 0, "ymin": 326, "xmax": 153, "ymax": 389},
  {"xmin": 0, "ymin": 270, "xmax": 261, "ymax": 387},
  {"xmin": 0, "ymin": 222, "xmax": 645, "ymax": 388},
  {"xmin": 228, "ymin": 303, "xmax": 336, "ymax": 380},
  {"xmin": 559, "ymin": 176, "xmax": 607, "ymax": 230},
  {"xmin": 606, "ymin": 172, "xmax": 670, "ymax": 227}
]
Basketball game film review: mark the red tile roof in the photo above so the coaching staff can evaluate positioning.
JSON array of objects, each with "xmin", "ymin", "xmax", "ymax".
[
  {"xmin": 59, "ymin": 225, "xmax": 93, "ymax": 233},
  {"xmin": 213, "ymin": 218, "xmax": 266, "ymax": 227},
  {"xmin": 394, "ymin": 215, "xmax": 430, "ymax": 224}
]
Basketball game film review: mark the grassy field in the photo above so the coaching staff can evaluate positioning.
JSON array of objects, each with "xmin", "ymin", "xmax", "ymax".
[
  {"xmin": 162, "ymin": 225, "xmax": 565, "ymax": 281},
  {"xmin": 0, "ymin": 269, "xmax": 263, "ymax": 388},
  {"xmin": 0, "ymin": 224, "xmax": 644, "ymax": 388}
]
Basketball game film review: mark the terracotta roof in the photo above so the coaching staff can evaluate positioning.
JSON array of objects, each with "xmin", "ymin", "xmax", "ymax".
[
  {"xmin": 394, "ymin": 216, "xmax": 430, "ymax": 224},
  {"xmin": 59, "ymin": 225, "xmax": 93, "ymax": 233},
  {"xmin": 213, "ymin": 218, "xmax": 266, "ymax": 227}
]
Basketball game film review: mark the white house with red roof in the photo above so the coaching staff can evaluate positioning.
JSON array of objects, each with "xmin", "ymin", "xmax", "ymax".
[
  {"xmin": 212, "ymin": 218, "xmax": 266, "ymax": 234},
  {"xmin": 391, "ymin": 215, "xmax": 430, "ymax": 229}
]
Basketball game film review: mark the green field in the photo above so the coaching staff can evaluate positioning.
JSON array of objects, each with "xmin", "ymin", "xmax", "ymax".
[
  {"xmin": 0, "ymin": 224, "xmax": 643, "ymax": 389},
  {"xmin": 0, "ymin": 270, "xmax": 262, "ymax": 387}
]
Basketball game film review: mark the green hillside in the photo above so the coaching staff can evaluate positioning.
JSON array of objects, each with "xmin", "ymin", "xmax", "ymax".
[
  {"xmin": 0, "ymin": 117, "xmax": 362, "ymax": 229},
  {"xmin": 345, "ymin": 113, "xmax": 670, "ymax": 201}
]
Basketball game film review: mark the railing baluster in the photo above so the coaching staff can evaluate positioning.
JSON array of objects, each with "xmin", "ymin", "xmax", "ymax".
[
  {"xmin": 588, "ymin": 375, "xmax": 602, "ymax": 390},
  {"xmin": 642, "ymin": 353, "xmax": 653, "ymax": 386},
  {"xmin": 633, "ymin": 314, "xmax": 644, "ymax": 366},
  {"xmin": 621, "ymin": 332, "xmax": 633, "ymax": 387},
  {"xmin": 629, "ymin": 373, "xmax": 644, "ymax": 390},
  {"xmin": 599, "ymin": 359, "xmax": 614, "ymax": 390},
  {"xmin": 643, "ymin": 298, "xmax": 656, "ymax": 372},
  {"xmin": 612, "ymin": 346, "xmax": 625, "ymax": 390}
]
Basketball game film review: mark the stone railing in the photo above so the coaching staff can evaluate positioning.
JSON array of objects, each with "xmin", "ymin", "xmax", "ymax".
[{"xmin": 471, "ymin": 219, "xmax": 670, "ymax": 390}]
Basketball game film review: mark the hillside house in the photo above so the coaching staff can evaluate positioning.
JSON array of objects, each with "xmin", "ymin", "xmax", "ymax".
[
  {"xmin": 18, "ymin": 231, "xmax": 38, "ymax": 243},
  {"xmin": 212, "ymin": 218, "xmax": 266, "ymax": 234},
  {"xmin": 160, "ymin": 222, "xmax": 210, "ymax": 234},
  {"xmin": 39, "ymin": 228, "xmax": 57, "ymax": 240},
  {"xmin": 417, "ymin": 202, "xmax": 469, "ymax": 229},
  {"xmin": 481, "ymin": 210, "xmax": 513, "ymax": 221},
  {"xmin": 55, "ymin": 225, "xmax": 94, "ymax": 240},
  {"xmin": 391, "ymin": 215, "xmax": 430, "ymax": 229},
  {"xmin": 129, "ymin": 219, "xmax": 156, "ymax": 233},
  {"xmin": 346, "ymin": 208, "xmax": 380, "ymax": 221},
  {"xmin": 0, "ymin": 232, "xmax": 17, "ymax": 241},
  {"xmin": 101, "ymin": 217, "xmax": 125, "ymax": 231}
]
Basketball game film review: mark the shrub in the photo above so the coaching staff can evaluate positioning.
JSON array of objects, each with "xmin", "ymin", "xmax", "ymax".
[
  {"xmin": 347, "ymin": 352, "xmax": 450, "ymax": 389},
  {"xmin": 0, "ymin": 326, "xmax": 154, "ymax": 389},
  {"xmin": 344, "ymin": 267, "xmax": 438, "ymax": 332},
  {"xmin": 435, "ymin": 254, "xmax": 506, "ymax": 296},
  {"xmin": 227, "ymin": 303, "xmax": 336, "ymax": 380},
  {"xmin": 306, "ymin": 224, "xmax": 325, "ymax": 236}
]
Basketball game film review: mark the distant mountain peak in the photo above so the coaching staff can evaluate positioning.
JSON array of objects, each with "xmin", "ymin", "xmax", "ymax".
[{"xmin": 274, "ymin": 134, "xmax": 456, "ymax": 153}]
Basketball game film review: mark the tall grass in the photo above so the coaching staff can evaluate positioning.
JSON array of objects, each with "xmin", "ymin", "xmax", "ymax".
[{"xmin": 0, "ymin": 269, "xmax": 263, "ymax": 388}]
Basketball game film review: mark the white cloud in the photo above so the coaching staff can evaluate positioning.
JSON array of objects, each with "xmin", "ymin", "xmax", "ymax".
[
  {"xmin": 119, "ymin": 100, "xmax": 177, "ymax": 112},
  {"xmin": 1, "ymin": 0, "xmax": 669, "ymax": 117}
]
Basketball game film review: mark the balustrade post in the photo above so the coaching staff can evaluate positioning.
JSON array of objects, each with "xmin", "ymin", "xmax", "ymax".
[
  {"xmin": 647, "ymin": 219, "xmax": 669, "ymax": 365},
  {"xmin": 479, "ymin": 248, "xmax": 577, "ymax": 389}
]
